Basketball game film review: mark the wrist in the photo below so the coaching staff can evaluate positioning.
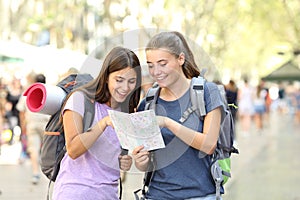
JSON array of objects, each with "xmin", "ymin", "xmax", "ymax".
[
  {"xmin": 164, "ymin": 117, "xmax": 171, "ymax": 129},
  {"xmin": 100, "ymin": 118, "xmax": 107, "ymax": 130},
  {"xmin": 135, "ymin": 161, "xmax": 148, "ymax": 172}
]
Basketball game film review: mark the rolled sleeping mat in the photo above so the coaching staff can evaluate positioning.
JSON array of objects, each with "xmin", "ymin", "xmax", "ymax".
[{"xmin": 23, "ymin": 83, "xmax": 66, "ymax": 115}]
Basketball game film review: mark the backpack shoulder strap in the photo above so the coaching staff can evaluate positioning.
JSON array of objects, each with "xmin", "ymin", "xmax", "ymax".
[
  {"xmin": 191, "ymin": 76, "xmax": 206, "ymax": 117},
  {"xmin": 179, "ymin": 75, "xmax": 206, "ymax": 123},
  {"xmin": 83, "ymin": 96, "xmax": 95, "ymax": 132},
  {"xmin": 144, "ymin": 82, "xmax": 160, "ymax": 110}
]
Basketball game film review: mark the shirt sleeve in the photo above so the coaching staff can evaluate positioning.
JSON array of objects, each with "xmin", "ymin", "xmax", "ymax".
[
  {"xmin": 204, "ymin": 82, "xmax": 223, "ymax": 113},
  {"xmin": 63, "ymin": 91, "xmax": 85, "ymax": 117}
]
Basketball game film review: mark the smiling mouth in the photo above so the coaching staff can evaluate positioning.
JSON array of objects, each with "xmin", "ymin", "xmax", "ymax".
[
  {"xmin": 156, "ymin": 76, "xmax": 166, "ymax": 81},
  {"xmin": 116, "ymin": 91, "xmax": 128, "ymax": 98}
]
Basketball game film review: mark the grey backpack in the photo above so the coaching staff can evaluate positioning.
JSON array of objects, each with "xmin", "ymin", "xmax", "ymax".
[
  {"xmin": 41, "ymin": 73, "xmax": 95, "ymax": 183},
  {"xmin": 134, "ymin": 72, "xmax": 239, "ymax": 200}
]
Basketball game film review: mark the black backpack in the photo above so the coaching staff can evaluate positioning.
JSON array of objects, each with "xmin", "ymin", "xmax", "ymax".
[{"xmin": 40, "ymin": 73, "xmax": 94, "ymax": 182}]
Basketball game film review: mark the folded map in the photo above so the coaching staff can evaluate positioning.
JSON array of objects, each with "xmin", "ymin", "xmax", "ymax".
[{"xmin": 108, "ymin": 109, "xmax": 165, "ymax": 152}]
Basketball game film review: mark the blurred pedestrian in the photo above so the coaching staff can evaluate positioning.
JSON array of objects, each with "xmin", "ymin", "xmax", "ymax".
[
  {"xmin": 292, "ymin": 86, "xmax": 300, "ymax": 124},
  {"xmin": 58, "ymin": 67, "xmax": 79, "ymax": 82},
  {"xmin": 253, "ymin": 83, "xmax": 267, "ymax": 132},
  {"xmin": 277, "ymin": 82, "xmax": 286, "ymax": 113},
  {"xmin": 238, "ymin": 78, "xmax": 255, "ymax": 137},
  {"xmin": 17, "ymin": 73, "xmax": 50, "ymax": 184},
  {"xmin": 0, "ymin": 78, "xmax": 8, "ymax": 153},
  {"xmin": 225, "ymin": 80, "xmax": 238, "ymax": 138},
  {"xmin": 4, "ymin": 77, "xmax": 23, "ymax": 145}
]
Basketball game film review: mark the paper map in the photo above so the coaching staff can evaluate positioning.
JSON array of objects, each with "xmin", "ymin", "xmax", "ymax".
[{"xmin": 108, "ymin": 109, "xmax": 165, "ymax": 151}]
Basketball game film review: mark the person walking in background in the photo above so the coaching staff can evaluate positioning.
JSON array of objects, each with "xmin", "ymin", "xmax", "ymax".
[
  {"xmin": 52, "ymin": 46, "xmax": 141, "ymax": 200},
  {"xmin": 237, "ymin": 78, "xmax": 255, "ymax": 137},
  {"xmin": 225, "ymin": 80, "xmax": 238, "ymax": 139},
  {"xmin": 17, "ymin": 73, "xmax": 50, "ymax": 184},
  {"xmin": 4, "ymin": 77, "xmax": 23, "ymax": 145},
  {"xmin": 132, "ymin": 31, "xmax": 224, "ymax": 200},
  {"xmin": 262, "ymin": 82, "xmax": 272, "ymax": 123},
  {"xmin": 58, "ymin": 67, "xmax": 79, "ymax": 82},
  {"xmin": 277, "ymin": 82, "xmax": 287, "ymax": 113},
  {"xmin": 292, "ymin": 86, "xmax": 300, "ymax": 124},
  {"xmin": 0, "ymin": 78, "xmax": 8, "ymax": 153},
  {"xmin": 253, "ymin": 83, "xmax": 267, "ymax": 133}
]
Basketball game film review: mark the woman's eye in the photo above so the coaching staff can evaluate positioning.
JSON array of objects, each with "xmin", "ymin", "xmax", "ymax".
[
  {"xmin": 159, "ymin": 62, "xmax": 167, "ymax": 67},
  {"xmin": 129, "ymin": 79, "xmax": 136, "ymax": 84},
  {"xmin": 116, "ymin": 79, "xmax": 123, "ymax": 83},
  {"xmin": 148, "ymin": 64, "xmax": 154, "ymax": 68}
]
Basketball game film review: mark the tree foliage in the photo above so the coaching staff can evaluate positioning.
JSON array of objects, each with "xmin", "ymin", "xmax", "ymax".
[{"xmin": 1, "ymin": 0, "xmax": 300, "ymax": 81}]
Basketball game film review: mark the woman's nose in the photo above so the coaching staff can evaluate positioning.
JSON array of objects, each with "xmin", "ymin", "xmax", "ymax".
[
  {"xmin": 152, "ymin": 65, "xmax": 161, "ymax": 76},
  {"xmin": 121, "ymin": 82, "xmax": 130, "ymax": 91}
]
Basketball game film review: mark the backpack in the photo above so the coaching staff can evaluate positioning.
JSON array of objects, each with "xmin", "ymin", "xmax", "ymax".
[
  {"xmin": 134, "ymin": 72, "xmax": 239, "ymax": 200},
  {"xmin": 40, "ymin": 73, "xmax": 95, "ymax": 182}
]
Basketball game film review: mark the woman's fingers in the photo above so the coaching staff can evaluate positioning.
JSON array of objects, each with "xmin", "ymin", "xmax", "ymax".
[{"xmin": 119, "ymin": 155, "xmax": 132, "ymax": 171}]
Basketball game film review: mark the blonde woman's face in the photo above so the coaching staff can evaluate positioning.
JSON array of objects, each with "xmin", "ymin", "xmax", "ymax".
[
  {"xmin": 146, "ymin": 49, "xmax": 184, "ymax": 88},
  {"xmin": 108, "ymin": 67, "xmax": 137, "ymax": 107}
]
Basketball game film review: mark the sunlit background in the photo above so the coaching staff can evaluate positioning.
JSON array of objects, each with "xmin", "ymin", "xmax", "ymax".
[
  {"xmin": 1, "ymin": 0, "xmax": 300, "ymax": 86},
  {"xmin": 1, "ymin": 1, "xmax": 300, "ymax": 199}
]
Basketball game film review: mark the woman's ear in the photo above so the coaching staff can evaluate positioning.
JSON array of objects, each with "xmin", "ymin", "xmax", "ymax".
[{"xmin": 178, "ymin": 52, "xmax": 185, "ymax": 66}]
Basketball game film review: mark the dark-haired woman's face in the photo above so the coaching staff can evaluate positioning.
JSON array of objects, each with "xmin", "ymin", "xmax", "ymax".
[{"xmin": 107, "ymin": 66, "xmax": 137, "ymax": 108}]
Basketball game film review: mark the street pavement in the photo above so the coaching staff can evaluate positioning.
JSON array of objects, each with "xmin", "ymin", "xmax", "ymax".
[
  {"xmin": 223, "ymin": 111, "xmax": 300, "ymax": 200},
  {"xmin": 0, "ymin": 110, "xmax": 299, "ymax": 200},
  {"xmin": 0, "ymin": 143, "xmax": 50, "ymax": 199}
]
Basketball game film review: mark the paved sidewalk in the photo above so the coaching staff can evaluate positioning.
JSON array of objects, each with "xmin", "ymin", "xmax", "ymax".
[
  {"xmin": 222, "ymin": 111, "xmax": 300, "ymax": 200},
  {"xmin": 0, "ymin": 110, "xmax": 299, "ymax": 200},
  {"xmin": 0, "ymin": 143, "xmax": 50, "ymax": 200}
]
